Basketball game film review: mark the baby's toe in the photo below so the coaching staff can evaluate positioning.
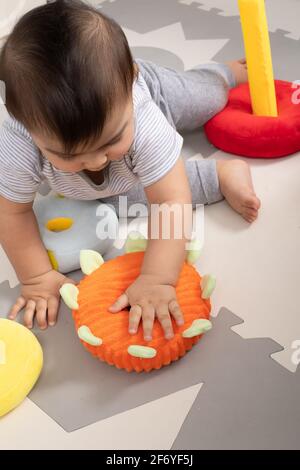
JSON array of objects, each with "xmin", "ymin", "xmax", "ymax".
[
  {"xmin": 244, "ymin": 194, "xmax": 261, "ymax": 211},
  {"xmin": 243, "ymin": 207, "xmax": 258, "ymax": 223}
]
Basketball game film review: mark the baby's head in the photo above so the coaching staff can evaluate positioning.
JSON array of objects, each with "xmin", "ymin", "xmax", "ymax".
[{"xmin": 0, "ymin": 0, "xmax": 137, "ymax": 172}]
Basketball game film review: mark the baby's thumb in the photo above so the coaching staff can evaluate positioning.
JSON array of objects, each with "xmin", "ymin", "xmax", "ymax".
[
  {"xmin": 108, "ymin": 292, "xmax": 129, "ymax": 313},
  {"xmin": 62, "ymin": 276, "xmax": 77, "ymax": 286}
]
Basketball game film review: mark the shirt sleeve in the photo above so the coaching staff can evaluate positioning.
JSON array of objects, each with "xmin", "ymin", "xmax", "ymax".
[
  {"xmin": 131, "ymin": 99, "xmax": 183, "ymax": 187},
  {"xmin": 0, "ymin": 121, "xmax": 42, "ymax": 203}
]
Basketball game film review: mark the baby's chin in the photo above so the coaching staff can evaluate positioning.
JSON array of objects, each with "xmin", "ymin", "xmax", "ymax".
[
  {"xmin": 85, "ymin": 161, "xmax": 111, "ymax": 172},
  {"xmin": 85, "ymin": 152, "xmax": 128, "ymax": 172}
]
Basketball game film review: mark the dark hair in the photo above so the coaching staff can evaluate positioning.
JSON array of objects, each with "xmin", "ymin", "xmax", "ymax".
[{"xmin": 0, "ymin": 0, "xmax": 137, "ymax": 153}]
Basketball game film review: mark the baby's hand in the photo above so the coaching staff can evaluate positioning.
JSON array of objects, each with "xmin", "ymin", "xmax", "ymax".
[
  {"xmin": 108, "ymin": 274, "xmax": 184, "ymax": 341},
  {"xmin": 8, "ymin": 269, "xmax": 76, "ymax": 330}
]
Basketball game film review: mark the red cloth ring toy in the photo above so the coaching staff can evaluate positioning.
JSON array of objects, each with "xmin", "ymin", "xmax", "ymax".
[{"xmin": 204, "ymin": 80, "xmax": 300, "ymax": 159}]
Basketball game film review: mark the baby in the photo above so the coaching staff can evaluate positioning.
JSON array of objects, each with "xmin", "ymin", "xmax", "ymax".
[{"xmin": 0, "ymin": 0, "xmax": 260, "ymax": 341}]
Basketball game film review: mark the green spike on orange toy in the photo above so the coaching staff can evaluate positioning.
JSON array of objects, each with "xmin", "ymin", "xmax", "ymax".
[{"xmin": 60, "ymin": 232, "xmax": 216, "ymax": 373}]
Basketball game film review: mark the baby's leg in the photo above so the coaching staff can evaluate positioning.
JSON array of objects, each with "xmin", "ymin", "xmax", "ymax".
[
  {"xmin": 217, "ymin": 159, "xmax": 260, "ymax": 222},
  {"xmin": 100, "ymin": 159, "xmax": 222, "ymax": 217},
  {"xmin": 186, "ymin": 158, "xmax": 260, "ymax": 222},
  {"xmin": 100, "ymin": 159, "xmax": 260, "ymax": 223},
  {"xmin": 135, "ymin": 59, "xmax": 236, "ymax": 132}
]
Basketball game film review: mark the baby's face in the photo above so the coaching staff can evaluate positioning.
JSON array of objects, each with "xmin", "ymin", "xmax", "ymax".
[{"xmin": 31, "ymin": 97, "xmax": 134, "ymax": 173}]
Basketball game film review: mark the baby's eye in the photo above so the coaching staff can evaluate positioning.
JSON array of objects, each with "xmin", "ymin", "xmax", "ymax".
[
  {"xmin": 108, "ymin": 136, "xmax": 122, "ymax": 147},
  {"xmin": 56, "ymin": 135, "xmax": 123, "ymax": 160}
]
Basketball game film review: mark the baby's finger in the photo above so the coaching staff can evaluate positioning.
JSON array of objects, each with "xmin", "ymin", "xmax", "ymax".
[
  {"xmin": 128, "ymin": 304, "xmax": 142, "ymax": 335},
  {"xmin": 36, "ymin": 298, "xmax": 48, "ymax": 330},
  {"xmin": 157, "ymin": 304, "xmax": 174, "ymax": 340},
  {"xmin": 108, "ymin": 292, "xmax": 129, "ymax": 313},
  {"xmin": 141, "ymin": 304, "xmax": 155, "ymax": 341},
  {"xmin": 47, "ymin": 296, "xmax": 59, "ymax": 326},
  {"xmin": 169, "ymin": 299, "xmax": 184, "ymax": 326},
  {"xmin": 8, "ymin": 296, "xmax": 26, "ymax": 320},
  {"xmin": 23, "ymin": 300, "xmax": 37, "ymax": 329}
]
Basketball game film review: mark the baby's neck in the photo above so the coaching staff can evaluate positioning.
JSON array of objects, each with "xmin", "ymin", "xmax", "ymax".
[{"xmin": 83, "ymin": 169, "xmax": 106, "ymax": 185}]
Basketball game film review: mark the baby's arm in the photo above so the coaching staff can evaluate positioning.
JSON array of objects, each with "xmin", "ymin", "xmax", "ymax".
[
  {"xmin": 142, "ymin": 157, "xmax": 192, "ymax": 285},
  {"xmin": 0, "ymin": 195, "xmax": 74, "ymax": 328},
  {"xmin": 109, "ymin": 157, "xmax": 193, "ymax": 340},
  {"xmin": 0, "ymin": 196, "xmax": 53, "ymax": 280}
]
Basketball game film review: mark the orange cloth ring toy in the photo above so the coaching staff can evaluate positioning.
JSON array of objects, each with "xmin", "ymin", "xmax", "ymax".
[{"xmin": 60, "ymin": 234, "xmax": 216, "ymax": 373}]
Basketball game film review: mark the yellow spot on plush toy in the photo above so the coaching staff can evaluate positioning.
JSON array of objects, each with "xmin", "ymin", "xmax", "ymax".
[{"xmin": 0, "ymin": 319, "xmax": 43, "ymax": 418}]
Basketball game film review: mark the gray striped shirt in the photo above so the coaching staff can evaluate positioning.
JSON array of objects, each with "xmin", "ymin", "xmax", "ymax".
[{"xmin": 0, "ymin": 72, "xmax": 183, "ymax": 203}]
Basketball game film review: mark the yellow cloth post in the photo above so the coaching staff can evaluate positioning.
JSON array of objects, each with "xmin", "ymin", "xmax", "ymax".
[{"xmin": 238, "ymin": 0, "xmax": 278, "ymax": 116}]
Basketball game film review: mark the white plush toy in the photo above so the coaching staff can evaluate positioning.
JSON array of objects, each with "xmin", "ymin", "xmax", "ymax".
[{"xmin": 33, "ymin": 192, "xmax": 119, "ymax": 273}]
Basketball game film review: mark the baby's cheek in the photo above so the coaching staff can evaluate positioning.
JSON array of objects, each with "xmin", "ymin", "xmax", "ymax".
[
  {"xmin": 111, "ymin": 126, "xmax": 135, "ymax": 159},
  {"xmin": 109, "ymin": 140, "xmax": 134, "ymax": 160},
  {"xmin": 42, "ymin": 153, "xmax": 82, "ymax": 172}
]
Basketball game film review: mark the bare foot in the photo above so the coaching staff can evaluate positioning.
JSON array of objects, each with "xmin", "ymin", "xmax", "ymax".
[
  {"xmin": 226, "ymin": 58, "xmax": 248, "ymax": 86},
  {"xmin": 217, "ymin": 159, "xmax": 261, "ymax": 223}
]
